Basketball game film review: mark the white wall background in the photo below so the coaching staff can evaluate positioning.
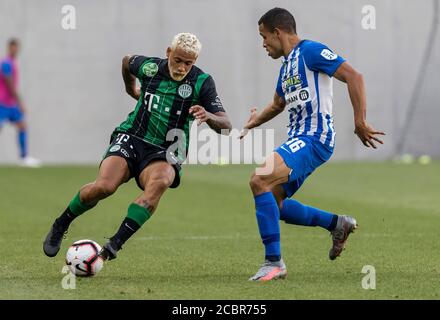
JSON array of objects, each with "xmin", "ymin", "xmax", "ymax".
[{"xmin": 0, "ymin": 0, "xmax": 437, "ymax": 164}]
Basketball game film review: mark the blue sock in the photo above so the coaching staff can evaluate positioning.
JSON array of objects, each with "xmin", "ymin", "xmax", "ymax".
[
  {"xmin": 18, "ymin": 130, "xmax": 28, "ymax": 158},
  {"xmin": 280, "ymin": 199, "xmax": 338, "ymax": 231},
  {"xmin": 254, "ymin": 192, "xmax": 281, "ymax": 262}
]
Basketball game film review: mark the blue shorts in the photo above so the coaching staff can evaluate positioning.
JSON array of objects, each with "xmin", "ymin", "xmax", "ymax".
[
  {"xmin": 275, "ymin": 135, "xmax": 333, "ymax": 198},
  {"xmin": 0, "ymin": 105, "xmax": 23, "ymax": 125}
]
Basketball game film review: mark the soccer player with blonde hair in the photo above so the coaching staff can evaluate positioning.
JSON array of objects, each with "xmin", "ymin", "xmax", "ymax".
[{"xmin": 43, "ymin": 33, "xmax": 231, "ymax": 261}]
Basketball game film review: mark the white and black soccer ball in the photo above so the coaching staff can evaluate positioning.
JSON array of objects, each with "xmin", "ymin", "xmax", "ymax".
[{"xmin": 66, "ymin": 239, "xmax": 104, "ymax": 277}]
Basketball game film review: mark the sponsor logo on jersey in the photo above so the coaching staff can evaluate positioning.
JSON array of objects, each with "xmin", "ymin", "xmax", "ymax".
[
  {"xmin": 285, "ymin": 87, "xmax": 311, "ymax": 109},
  {"xmin": 178, "ymin": 84, "xmax": 193, "ymax": 99},
  {"xmin": 320, "ymin": 49, "xmax": 338, "ymax": 60},
  {"xmin": 298, "ymin": 88, "xmax": 310, "ymax": 101},
  {"xmin": 144, "ymin": 92, "xmax": 161, "ymax": 111},
  {"xmin": 120, "ymin": 148, "xmax": 130, "ymax": 157},
  {"xmin": 282, "ymin": 75, "xmax": 302, "ymax": 91},
  {"xmin": 210, "ymin": 96, "xmax": 223, "ymax": 107},
  {"xmin": 142, "ymin": 62, "xmax": 159, "ymax": 77}
]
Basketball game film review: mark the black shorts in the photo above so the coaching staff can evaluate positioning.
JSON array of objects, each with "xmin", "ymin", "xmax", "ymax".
[{"xmin": 101, "ymin": 132, "xmax": 181, "ymax": 190}]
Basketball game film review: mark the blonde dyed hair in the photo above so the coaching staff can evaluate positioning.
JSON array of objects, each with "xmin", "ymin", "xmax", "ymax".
[{"xmin": 171, "ymin": 33, "xmax": 202, "ymax": 56}]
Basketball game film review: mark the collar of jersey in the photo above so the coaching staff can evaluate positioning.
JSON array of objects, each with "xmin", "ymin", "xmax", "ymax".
[{"xmin": 282, "ymin": 39, "xmax": 305, "ymax": 63}]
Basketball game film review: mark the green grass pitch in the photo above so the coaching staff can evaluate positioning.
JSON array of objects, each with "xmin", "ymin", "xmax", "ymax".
[{"xmin": 0, "ymin": 162, "xmax": 439, "ymax": 299}]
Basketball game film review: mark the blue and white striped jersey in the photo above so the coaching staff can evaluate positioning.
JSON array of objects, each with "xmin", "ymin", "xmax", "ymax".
[{"xmin": 276, "ymin": 40, "xmax": 345, "ymax": 148}]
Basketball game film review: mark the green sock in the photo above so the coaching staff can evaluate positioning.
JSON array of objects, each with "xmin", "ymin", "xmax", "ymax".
[
  {"xmin": 68, "ymin": 192, "xmax": 95, "ymax": 216},
  {"xmin": 109, "ymin": 204, "xmax": 152, "ymax": 249},
  {"xmin": 126, "ymin": 203, "xmax": 151, "ymax": 227}
]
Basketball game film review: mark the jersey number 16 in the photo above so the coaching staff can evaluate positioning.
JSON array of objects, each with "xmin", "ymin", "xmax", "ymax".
[{"xmin": 286, "ymin": 138, "xmax": 306, "ymax": 153}]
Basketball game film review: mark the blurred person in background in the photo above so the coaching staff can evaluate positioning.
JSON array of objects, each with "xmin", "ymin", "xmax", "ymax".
[{"xmin": 0, "ymin": 38, "xmax": 41, "ymax": 167}]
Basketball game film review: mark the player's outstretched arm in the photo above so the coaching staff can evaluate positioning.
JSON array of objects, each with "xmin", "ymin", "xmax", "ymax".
[
  {"xmin": 189, "ymin": 105, "xmax": 232, "ymax": 135},
  {"xmin": 333, "ymin": 62, "xmax": 385, "ymax": 148},
  {"xmin": 239, "ymin": 92, "xmax": 285, "ymax": 139},
  {"xmin": 121, "ymin": 55, "xmax": 141, "ymax": 101}
]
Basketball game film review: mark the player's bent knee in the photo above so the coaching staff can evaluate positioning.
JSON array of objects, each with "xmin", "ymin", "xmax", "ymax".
[
  {"xmin": 147, "ymin": 165, "xmax": 175, "ymax": 189},
  {"xmin": 94, "ymin": 181, "xmax": 118, "ymax": 197},
  {"xmin": 249, "ymin": 173, "xmax": 269, "ymax": 192},
  {"xmin": 147, "ymin": 175, "xmax": 174, "ymax": 190}
]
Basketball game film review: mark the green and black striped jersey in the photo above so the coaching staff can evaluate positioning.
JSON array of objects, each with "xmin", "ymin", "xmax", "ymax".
[{"xmin": 114, "ymin": 55, "xmax": 224, "ymax": 156}]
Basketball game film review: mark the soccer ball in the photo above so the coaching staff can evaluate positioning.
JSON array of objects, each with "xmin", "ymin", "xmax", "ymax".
[{"xmin": 66, "ymin": 239, "xmax": 104, "ymax": 277}]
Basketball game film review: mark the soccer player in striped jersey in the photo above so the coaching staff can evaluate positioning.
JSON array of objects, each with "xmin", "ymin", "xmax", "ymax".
[
  {"xmin": 43, "ymin": 33, "xmax": 231, "ymax": 260},
  {"xmin": 240, "ymin": 8, "xmax": 385, "ymax": 281}
]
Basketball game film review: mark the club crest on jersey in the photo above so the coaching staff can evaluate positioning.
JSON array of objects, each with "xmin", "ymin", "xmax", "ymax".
[
  {"xmin": 142, "ymin": 62, "xmax": 158, "ymax": 77},
  {"xmin": 178, "ymin": 84, "xmax": 193, "ymax": 99}
]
